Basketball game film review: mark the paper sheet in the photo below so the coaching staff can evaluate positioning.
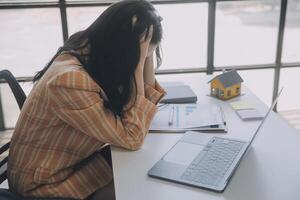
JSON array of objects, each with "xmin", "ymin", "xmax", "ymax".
[
  {"xmin": 230, "ymin": 100, "xmax": 255, "ymax": 110},
  {"xmin": 150, "ymin": 104, "xmax": 224, "ymax": 130}
]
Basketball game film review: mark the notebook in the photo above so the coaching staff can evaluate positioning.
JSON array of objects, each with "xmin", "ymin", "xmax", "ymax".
[{"xmin": 160, "ymin": 85, "xmax": 197, "ymax": 104}]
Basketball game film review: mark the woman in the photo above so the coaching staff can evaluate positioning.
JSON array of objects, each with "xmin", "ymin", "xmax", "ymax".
[{"xmin": 7, "ymin": 0, "xmax": 165, "ymax": 199}]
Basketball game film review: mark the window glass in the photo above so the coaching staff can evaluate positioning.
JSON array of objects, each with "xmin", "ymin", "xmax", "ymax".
[
  {"xmin": 0, "ymin": 8, "xmax": 63, "ymax": 77},
  {"xmin": 0, "ymin": 82, "xmax": 33, "ymax": 129},
  {"xmin": 278, "ymin": 68, "xmax": 300, "ymax": 111},
  {"xmin": 282, "ymin": 0, "xmax": 300, "ymax": 63},
  {"xmin": 67, "ymin": 6, "xmax": 108, "ymax": 35},
  {"xmin": 215, "ymin": 0, "xmax": 280, "ymax": 67},
  {"xmin": 238, "ymin": 69, "xmax": 274, "ymax": 105},
  {"xmin": 155, "ymin": 3, "xmax": 208, "ymax": 70}
]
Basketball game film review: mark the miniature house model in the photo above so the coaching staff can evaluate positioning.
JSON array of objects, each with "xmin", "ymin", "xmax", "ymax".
[{"xmin": 208, "ymin": 70, "xmax": 243, "ymax": 100}]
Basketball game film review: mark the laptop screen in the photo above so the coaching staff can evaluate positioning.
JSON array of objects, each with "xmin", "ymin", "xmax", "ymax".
[{"xmin": 248, "ymin": 88, "xmax": 283, "ymax": 146}]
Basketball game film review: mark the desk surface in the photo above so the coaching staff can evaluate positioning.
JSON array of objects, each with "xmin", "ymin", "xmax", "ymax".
[{"xmin": 111, "ymin": 74, "xmax": 300, "ymax": 200}]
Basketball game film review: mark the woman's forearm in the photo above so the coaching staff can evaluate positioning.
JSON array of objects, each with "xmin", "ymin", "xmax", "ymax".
[
  {"xmin": 135, "ymin": 62, "xmax": 145, "ymax": 96},
  {"xmin": 143, "ymin": 54, "xmax": 155, "ymax": 87}
]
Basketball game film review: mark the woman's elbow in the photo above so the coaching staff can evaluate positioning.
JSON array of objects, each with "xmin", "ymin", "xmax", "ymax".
[
  {"xmin": 124, "ymin": 132, "xmax": 146, "ymax": 151},
  {"xmin": 125, "ymin": 138, "xmax": 144, "ymax": 151},
  {"xmin": 121, "ymin": 125, "xmax": 148, "ymax": 150}
]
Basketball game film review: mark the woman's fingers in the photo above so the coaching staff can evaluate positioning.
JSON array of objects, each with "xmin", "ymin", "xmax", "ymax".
[
  {"xmin": 138, "ymin": 25, "xmax": 154, "ymax": 67},
  {"xmin": 140, "ymin": 25, "xmax": 153, "ymax": 43},
  {"xmin": 146, "ymin": 25, "xmax": 153, "ymax": 42}
]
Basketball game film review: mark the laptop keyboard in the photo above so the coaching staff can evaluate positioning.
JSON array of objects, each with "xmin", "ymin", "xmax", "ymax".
[{"xmin": 181, "ymin": 137, "xmax": 245, "ymax": 186}]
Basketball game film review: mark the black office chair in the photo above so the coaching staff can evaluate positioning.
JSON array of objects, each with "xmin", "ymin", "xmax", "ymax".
[{"xmin": 0, "ymin": 70, "xmax": 27, "ymax": 199}]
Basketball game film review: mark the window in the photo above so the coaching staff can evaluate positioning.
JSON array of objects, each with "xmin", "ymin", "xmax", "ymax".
[
  {"xmin": 236, "ymin": 87, "xmax": 240, "ymax": 94},
  {"xmin": 212, "ymin": 88, "xmax": 216, "ymax": 95},
  {"xmin": 278, "ymin": 68, "xmax": 300, "ymax": 111},
  {"xmin": 154, "ymin": 3, "xmax": 208, "ymax": 70},
  {"xmin": 0, "ymin": 82, "xmax": 33, "ymax": 128},
  {"xmin": 238, "ymin": 69, "xmax": 274, "ymax": 105},
  {"xmin": 0, "ymin": 8, "xmax": 63, "ymax": 77},
  {"xmin": 1, "ymin": 0, "xmax": 300, "ymax": 130},
  {"xmin": 220, "ymin": 90, "xmax": 224, "ymax": 96},
  {"xmin": 215, "ymin": 0, "xmax": 280, "ymax": 66},
  {"xmin": 282, "ymin": 0, "xmax": 300, "ymax": 63},
  {"xmin": 67, "ymin": 6, "xmax": 108, "ymax": 35}
]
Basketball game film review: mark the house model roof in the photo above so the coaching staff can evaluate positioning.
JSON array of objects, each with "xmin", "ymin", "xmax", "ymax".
[{"xmin": 209, "ymin": 70, "xmax": 244, "ymax": 88}]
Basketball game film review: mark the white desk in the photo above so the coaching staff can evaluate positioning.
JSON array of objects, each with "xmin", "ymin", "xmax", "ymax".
[{"xmin": 111, "ymin": 74, "xmax": 300, "ymax": 200}]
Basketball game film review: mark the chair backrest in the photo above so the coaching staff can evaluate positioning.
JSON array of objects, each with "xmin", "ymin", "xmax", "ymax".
[
  {"xmin": 0, "ymin": 70, "xmax": 26, "ymax": 110},
  {"xmin": 0, "ymin": 70, "xmax": 27, "ymax": 184}
]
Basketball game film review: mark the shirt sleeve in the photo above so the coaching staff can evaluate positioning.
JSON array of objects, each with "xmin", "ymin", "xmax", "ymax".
[
  {"xmin": 47, "ymin": 71, "xmax": 159, "ymax": 151},
  {"xmin": 144, "ymin": 79, "xmax": 166, "ymax": 105}
]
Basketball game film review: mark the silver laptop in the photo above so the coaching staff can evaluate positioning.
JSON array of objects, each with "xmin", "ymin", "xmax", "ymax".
[{"xmin": 148, "ymin": 89, "xmax": 283, "ymax": 192}]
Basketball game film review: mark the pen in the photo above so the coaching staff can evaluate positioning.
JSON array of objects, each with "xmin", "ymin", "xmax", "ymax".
[
  {"xmin": 220, "ymin": 106, "xmax": 226, "ymax": 125},
  {"xmin": 168, "ymin": 105, "xmax": 175, "ymax": 126}
]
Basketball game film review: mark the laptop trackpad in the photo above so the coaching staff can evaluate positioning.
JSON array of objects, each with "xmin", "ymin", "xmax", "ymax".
[{"xmin": 163, "ymin": 142, "xmax": 204, "ymax": 166}]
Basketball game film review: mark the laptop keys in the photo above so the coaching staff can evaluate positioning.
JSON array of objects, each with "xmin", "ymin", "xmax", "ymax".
[{"xmin": 181, "ymin": 137, "xmax": 245, "ymax": 186}]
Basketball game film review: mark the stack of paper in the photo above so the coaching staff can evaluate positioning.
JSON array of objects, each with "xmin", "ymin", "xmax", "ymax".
[
  {"xmin": 150, "ymin": 104, "xmax": 227, "ymax": 133},
  {"xmin": 230, "ymin": 100, "xmax": 263, "ymax": 121}
]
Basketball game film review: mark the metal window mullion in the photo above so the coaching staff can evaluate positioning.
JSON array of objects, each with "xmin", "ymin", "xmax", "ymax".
[
  {"xmin": 281, "ymin": 62, "xmax": 300, "ymax": 68},
  {"xmin": 207, "ymin": 0, "xmax": 216, "ymax": 75},
  {"xmin": 273, "ymin": 0, "xmax": 288, "ymax": 111},
  {"xmin": 59, "ymin": 0, "xmax": 69, "ymax": 42},
  {"xmin": 0, "ymin": 2, "xmax": 58, "ymax": 9}
]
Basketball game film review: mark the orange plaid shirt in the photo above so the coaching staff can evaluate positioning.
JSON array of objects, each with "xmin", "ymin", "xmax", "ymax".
[{"xmin": 7, "ymin": 53, "xmax": 165, "ymax": 199}]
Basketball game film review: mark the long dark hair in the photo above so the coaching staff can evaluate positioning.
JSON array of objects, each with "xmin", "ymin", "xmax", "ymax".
[{"xmin": 33, "ymin": 0, "xmax": 163, "ymax": 116}]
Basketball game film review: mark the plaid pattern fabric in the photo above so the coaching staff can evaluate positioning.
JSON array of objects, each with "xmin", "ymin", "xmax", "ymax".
[{"xmin": 7, "ymin": 54, "xmax": 165, "ymax": 200}]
